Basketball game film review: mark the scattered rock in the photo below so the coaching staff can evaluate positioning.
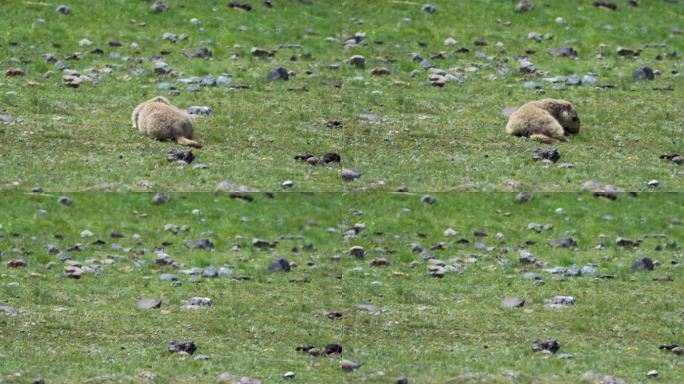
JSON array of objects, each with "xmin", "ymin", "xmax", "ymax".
[
  {"xmin": 350, "ymin": 55, "xmax": 365, "ymax": 68},
  {"xmin": 340, "ymin": 169, "xmax": 361, "ymax": 181},
  {"xmin": 515, "ymin": 0, "xmax": 533, "ymax": 12},
  {"xmin": 150, "ymin": 1, "xmax": 167, "ymax": 13},
  {"xmin": 349, "ymin": 246, "xmax": 366, "ymax": 258},
  {"xmin": 421, "ymin": 195, "xmax": 436, "ymax": 204},
  {"xmin": 532, "ymin": 148, "xmax": 561, "ymax": 163},
  {"xmin": 152, "ymin": 193, "xmax": 170, "ymax": 205},
  {"xmin": 548, "ymin": 238, "xmax": 577, "ymax": 248},
  {"xmin": 0, "ymin": 306, "xmax": 18, "ymax": 315},
  {"xmin": 187, "ymin": 106, "xmax": 211, "ymax": 116},
  {"xmin": 370, "ymin": 67, "xmax": 390, "ymax": 76},
  {"xmin": 501, "ymin": 297, "xmax": 525, "ymax": 308},
  {"xmin": 268, "ymin": 258, "xmax": 291, "ymax": 272},
  {"xmin": 515, "ymin": 192, "xmax": 533, "ymax": 204},
  {"xmin": 188, "ymin": 297, "xmax": 213, "ymax": 307},
  {"xmin": 548, "ymin": 47, "xmax": 577, "ymax": 58},
  {"xmin": 341, "ymin": 360, "xmax": 360, "ymax": 372},
  {"xmin": 593, "ymin": 1, "xmax": 618, "ymax": 10},
  {"xmin": 167, "ymin": 149, "xmax": 195, "ymax": 164},
  {"xmin": 5, "ymin": 68, "xmax": 25, "ymax": 77},
  {"xmin": 183, "ymin": 48, "xmax": 212, "ymax": 58},
  {"xmin": 647, "ymin": 179, "xmax": 659, "ymax": 188},
  {"xmin": 267, "ymin": 67, "xmax": 289, "ymax": 81},
  {"xmin": 531, "ymin": 339, "xmax": 560, "ymax": 353},
  {"xmin": 633, "ymin": 67, "xmax": 655, "ymax": 80},
  {"xmin": 7, "ymin": 259, "xmax": 27, "ymax": 268},
  {"xmin": 137, "ymin": 298, "xmax": 162, "ymax": 309},
  {"xmin": 168, "ymin": 340, "xmax": 197, "ymax": 355},
  {"xmin": 217, "ymin": 372, "xmax": 261, "ymax": 384},
  {"xmin": 422, "ymin": 4, "xmax": 437, "ymax": 13},
  {"xmin": 56, "ymin": 5, "xmax": 71, "ymax": 14},
  {"xmin": 632, "ymin": 257, "xmax": 654, "ymax": 271},
  {"xmin": 184, "ymin": 238, "xmax": 213, "ymax": 250}
]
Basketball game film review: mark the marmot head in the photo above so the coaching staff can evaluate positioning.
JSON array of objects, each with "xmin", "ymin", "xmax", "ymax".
[{"xmin": 541, "ymin": 99, "xmax": 580, "ymax": 135}]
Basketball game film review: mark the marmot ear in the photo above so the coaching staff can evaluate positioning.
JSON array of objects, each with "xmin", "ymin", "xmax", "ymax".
[{"xmin": 153, "ymin": 96, "xmax": 170, "ymax": 104}]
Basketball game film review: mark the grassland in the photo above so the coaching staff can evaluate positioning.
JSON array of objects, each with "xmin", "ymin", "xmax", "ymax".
[
  {"xmin": 0, "ymin": 0, "xmax": 682, "ymax": 191},
  {"xmin": 1, "ymin": 192, "xmax": 683, "ymax": 382}
]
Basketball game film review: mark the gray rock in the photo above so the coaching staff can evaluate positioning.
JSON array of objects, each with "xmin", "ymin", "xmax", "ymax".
[
  {"xmin": 184, "ymin": 238, "xmax": 213, "ymax": 250},
  {"xmin": 341, "ymin": 360, "xmax": 360, "ymax": 372},
  {"xmin": 340, "ymin": 169, "xmax": 361, "ymax": 181},
  {"xmin": 152, "ymin": 193, "xmax": 170, "ymax": 205},
  {"xmin": 516, "ymin": 0, "xmax": 533, "ymax": 12},
  {"xmin": 202, "ymin": 267, "xmax": 218, "ymax": 278},
  {"xmin": 548, "ymin": 238, "xmax": 577, "ymax": 248},
  {"xmin": 217, "ymin": 372, "xmax": 261, "ymax": 384},
  {"xmin": 355, "ymin": 304, "xmax": 381, "ymax": 314},
  {"xmin": 548, "ymin": 47, "xmax": 577, "ymax": 58},
  {"xmin": 56, "ymin": 5, "xmax": 71, "ymax": 14},
  {"xmin": 523, "ymin": 272, "xmax": 542, "ymax": 280},
  {"xmin": 582, "ymin": 75, "xmax": 597, "ymax": 85},
  {"xmin": 267, "ymin": 67, "xmax": 289, "ymax": 81},
  {"xmin": 565, "ymin": 265, "xmax": 581, "ymax": 277},
  {"xmin": 349, "ymin": 246, "xmax": 366, "ymax": 258},
  {"xmin": 168, "ymin": 340, "xmax": 197, "ymax": 354},
  {"xmin": 283, "ymin": 372, "xmax": 296, "ymax": 380},
  {"xmin": 647, "ymin": 179, "xmax": 659, "ymax": 188},
  {"xmin": 531, "ymin": 339, "xmax": 560, "ymax": 353},
  {"xmin": 0, "ymin": 114, "xmax": 15, "ymax": 123},
  {"xmin": 422, "ymin": 4, "xmax": 437, "ymax": 13},
  {"xmin": 550, "ymin": 295, "xmax": 575, "ymax": 306},
  {"xmin": 350, "ymin": 55, "xmax": 366, "ymax": 68},
  {"xmin": 187, "ymin": 106, "xmax": 211, "ymax": 116},
  {"xmin": 523, "ymin": 81, "xmax": 541, "ymax": 90},
  {"xmin": 519, "ymin": 250, "xmax": 537, "ymax": 265},
  {"xmin": 200, "ymin": 76, "xmax": 216, "ymax": 87},
  {"xmin": 557, "ymin": 353, "xmax": 574, "ymax": 359},
  {"xmin": 581, "ymin": 265, "xmax": 597, "ymax": 275},
  {"xmin": 159, "ymin": 273, "xmax": 178, "ymax": 281},
  {"xmin": 633, "ymin": 67, "xmax": 655, "ymax": 80},
  {"xmin": 137, "ymin": 298, "xmax": 162, "ymax": 309},
  {"xmin": 421, "ymin": 195, "xmax": 436, "ymax": 204},
  {"xmin": 268, "ymin": 258, "xmax": 290, "ymax": 272},
  {"xmin": 0, "ymin": 305, "xmax": 17, "ymax": 315},
  {"xmin": 58, "ymin": 196, "xmax": 72, "ymax": 205},
  {"xmin": 183, "ymin": 48, "xmax": 212, "ymax": 58},
  {"xmin": 515, "ymin": 192, "xmax": 533, "ymax": 204},
  {"xmin": 150, "ymin": 1, "xmax": 168, "ymax": 13},
  {"xmin": 281, "ymin": 180, "xmax": 294, "ymax": 189},
  {"xmin": 632, "ymin": 257, "xmax": 654, "ymax": 271},
  {"xmin": 566, "ymin": 74, "xmax": 582, "ymax": 86},
  {"xmin": 501, "ymin": 297, "xmax": 525, "ymax": 308},
  {"xmin": 164, "ymin": 224, "xmax": 180, "ymax": 234},
  {"xmin": 188, "ymin": 297, "xmax": 212, "ymax": 306}
]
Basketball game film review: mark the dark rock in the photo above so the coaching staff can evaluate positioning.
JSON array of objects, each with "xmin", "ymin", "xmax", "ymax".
[
  {"xmin": 531, "ymin": 339, "xmax": 560, "ymax": 353},
  {"xmin": 633, "ymin": 67, "xmax": 655, "ymax": 80},
  {"xmin": 137, "ymin": 298, "xmax": 162, "ymax": 309},
  {"xmin": 188, "ymin": 297, "xmax": 212, "ymax": 306},
  {"xmin": 515, "ymin": 0, "xmax": 533, "ymax": 12},
  {"xmin": 397, "ymin": 376, "xmax": 409, "ymax": 384},
  {"xmin": 58, "ymin": 196, "xmax": 72, "ymax": 205},
  {"xmin": 324, "ymin": 344, "xmax": 342, "ymax": 355},
  {"xmin": 370, "ymin": 67, "xmax": 390, "ymax": 76},
  {"xmin": 660, "ymin": 153, "xmax": 683, "ymax": 165},
  {"xmin": 593, "ymin": 1, "xmax": 617, "ymax": 10},
  {"xmin": 515, "ymin": 192, "xmax": 533, "ymax": 204},
  {"xmin": 350, "ymin": 55, "xmax": 365, "ymax": 68},
  {"xmin": 532, "ymin": 148, "xmax": 561, "ymax": 163},
  {"xmin": 183, "ymin": 48, "xmax": 212, "ymax": 58},
  {"xmin": 4, "ymin": 68, "xmax": 25, "ymax": 77},
  {"xmin": 616, "ymin": 237, "xmax": 639, "ymax": 247},
  {"xmin": 168, "ymin": 340, "xmax": 197, "ymax": 354},
  {"xmin": 150, "ymin": 1, "xmax": 167, "ymax": 13},
  {"xmin": 340, "ymin": 169, "xmax": 361, "ymax": 181},
  {"xmin": 184, "ymin": 238, "xmax": 213, "ymax": 250},
  {"xmin": 616, "ymin": 47, "xmax": 640, "ymax": 57},
  {"xmin": 341, "ymin": 360, "xmax": 360, "ymax": 372},
  {"xmin": 501, "ymin": 297, "xmax": 525, "ymax": 308},
  {"xmin": 548, "ymin": 238, "xmax": 577, "ymax": 248},
  {"xmin": 152, "ymin": 193, "xmax": 170, "ymax": 205},
  {"xmin": 632, "ymin": 257, "xmax": 654, "ymax": 271},
  {"xmin": 268, "ymin": 258, "xmax": 290, "ymax": 272},
  {"xmin": 228, "ymin": 2, "xmax": 253, "ymax": 11},
  {"xmin": 267, "ymin": 67, "xmax": 289, "ymax": 81},
  {"xmin": 166, "ymin": 149, "xmax": 195, "ymax": 164},
  {"xmin": 325, "ymin": 120, "xmax": 342, "ymax": 129},
  {"xmin": 56, "ymin": 5, "xmax": 71, "ymax": 14},
  {"xmin": 251, "ymin": 47, "xmax": 273, "ymax": 57},
  {"xmin": 323, "ymin": 152, "xmax": 341, "ymax": 164},
  {"xmin": 548, "ymin": 47, "xmax": 577, "ymax": 58},
  {"xmin": 422, "ymin": 4, "xmax": 437, "ymax": 13},
  {"xmin": 349, "ymin": 246, "xmax": 366, "ymax": 259},
  {"xmin": 253, "ymin": 239, "xmax": 276, "ymax": 248},
  {"xmin": 421, "ymin": 195, "xmax": 436, "ymax": 204}
]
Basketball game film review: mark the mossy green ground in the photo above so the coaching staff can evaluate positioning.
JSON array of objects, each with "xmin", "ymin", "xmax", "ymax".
[
  {"xmin": 0, "ymin": 1, "xmax": 682, "ymax": 191},
  {"xmin": 1, "ymin": 192, "xmax": 683, "ymax": 382}
]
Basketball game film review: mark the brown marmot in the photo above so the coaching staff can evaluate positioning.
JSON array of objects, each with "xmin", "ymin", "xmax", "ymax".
[
  {"xmin": 131, "ymin": 96, "xmax": 202, "ymax": 148},
  {"xmin": 506, "ymin": 99, "xmax": 580, "ymax": 144}
]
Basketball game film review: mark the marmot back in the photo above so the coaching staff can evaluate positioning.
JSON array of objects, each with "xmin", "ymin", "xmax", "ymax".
[
  {"xmin": 506, "ymin": 98, "xmax": 580, "ymax": 144},
  {"xmin": 132, "ymin": 96, "xmax": 202, "ymax": 148}
]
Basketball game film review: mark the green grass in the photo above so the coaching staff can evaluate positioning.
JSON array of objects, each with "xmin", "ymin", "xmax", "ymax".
[
  {"xmin": 1, "ymin": 192, "xmax": 683, "ymax": 382},
  {"xmin": 0, "ymin": 0, "xmax": 682, "ymax": 191}
]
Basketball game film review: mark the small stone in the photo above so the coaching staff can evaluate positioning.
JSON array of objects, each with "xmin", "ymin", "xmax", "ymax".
[
  {"xmin": 422, "ymin": 4, "xmax": 437, "ymax": 13},
  {"xmin": 646, "ymin": 370, "xmax": 658, "ymax": 378},
  {"xmin": 267, "ymin": 67, "xmax": 289, "ymax": 81},
  {"xmin": 523, "ymin": 272, "xmax": 542, "ymax": 280},
  {"xmin": 7, "ymin": 259, "xmax": 27, "ymax": 268},
  {"xmin": 217, "ymin": 372, "xmax": 261, "ymax": 384},
  {"xmin": 268, "ymin": 258, "xmax": 291, "ymax": 272},
  {"xmin": 150, "ymin": 1, "xmax": 167, "ymax": 13},
  {"xmin": 548, "ymin": 47, "xmax": 577, "ymax": 58},
  {"xmin": 168, "ymin": 340, "xmax": 197, "ymax": 354},
  {"xmin": 283, "ymin": 372, "xmax": 296, "ymax": 380},
  {"xmin": 557, "ymin": 353, "xmax": 574, "ymax": 360},
  {"xmin": 633, "ymin": 67, "xmax": 655, "ymax": 80},
  {"xmin": 340, "ymin": 169, "xmax": 361, "ymax": 181},
  {"xmin": 188, "ymin": 297, "xmax": 212, "ymax": 306},
  {"xmin": 565, "ymin": 265, "xmax": 582, "ymax": 277},
  {"xmin": 187, "ymin": 106, "xmax": 211, "ymax": 115},
  {"xmin": 325, "ymin": 343, "xmax": 343, "ymax": 355},
  {"xmin": 323, "ymin": 152, "xmax": 341, "ymax": 164},
  {"xmin": 397, "ymin": 376, "xmax": 409, "ymax": 384},
  {"xmin": 369, "ymin": 257, "xmax": 389, "ymax": 266},
  {"xmin": 548, "ymin": 238, "xmax": 577, "ymax": 248},
  {"xmin": 531, "ymin": 339, "xmax": 560, "ymax": 353},
  {"xmin": 349, "ymin": 246, "xmax": 366, "ymax": 259},
  {"xmin": 152, "ymin": 193, "xmax": 170, "ymax": 205},
  {"xmin": 159, "ymin": 273, "xmax": 178, "ymax": 281},
  {"xmin": 56, "ymin": 5, "xmax": 71, "ymax": 14},
  {"xmin": 532, "ymin": 148, "xmax": 561, "ymax": 163},
  {"xmin": 647, "ymin": 179, "xmax": 659, "ymax": 188},
  {"xmin": 184, "ymin": 239, "xmax": 213, "ymax": 250},
  {"xmin": 515, "ymin": 192, "xmax": 533, "ymax": 203},
  {"xmin": 341, "ymin": 360, "xmax": 360, "ymax": 372},
  {"xmin": 501, "ymin": 297, "xmax": 525, "ymax": 308},
  {"xmin": 183, "ymin": 47, "xmax": 212, "ymax": 58},
  {"xmin": 550, "ymin": 296, "xmax": 575, "ymax": 306},
  {"xmin": 350, "ymin": 55, "xmax": 366, "ymax": 68},
  {"xmin": 137, "ymin": 298, "xmax": 162, "ymax": 309},
  {"xmin": 0, "ymin": 305, "xmax": 17, "ymax": 315},
  {"xmin": 632, "ymin": 257, "xmax": 654, "ymax": 271},
  {"xmin": 58, "ymin": 196, "xmax": 72, "ymax": 206},
  {"xmin": 282, "ymin": 180, "xmax": 294, "ymax": 189},
  {"xmin": 421, "ymin": 195, "xmax": 436, "ymax": 204},
  {"xmin": 515, "ymin": 0, "xmax": 533, "ymax": 12}
]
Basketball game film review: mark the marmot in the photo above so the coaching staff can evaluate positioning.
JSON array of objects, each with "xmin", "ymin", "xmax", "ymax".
[
  {"xmin": 131, "ymin": 96, "xmax": 202, "ymax": 148},
  {"xmin": 506, "ymin": 99, "xmax": 580, "ymax": 144}
]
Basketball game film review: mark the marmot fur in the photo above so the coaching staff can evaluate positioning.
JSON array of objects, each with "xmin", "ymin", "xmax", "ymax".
[
  {"xmin": 131, "ymin": 96, "xmax": 202, "ymax": 148},
  {"xmin": 506, "ymin": 99, "xmax": 580, "ymax": 144}
]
